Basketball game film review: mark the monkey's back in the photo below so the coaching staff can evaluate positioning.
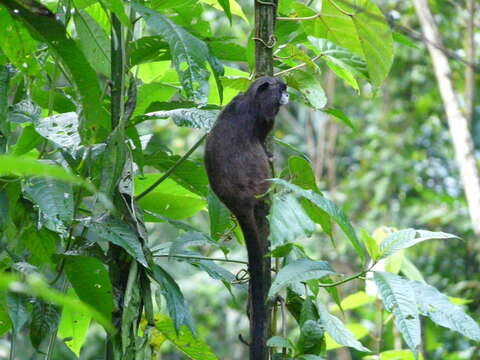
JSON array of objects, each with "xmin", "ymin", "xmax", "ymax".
[{"xmin": 204, "ymin": 112, "xmax": 271, "ymax": 215}]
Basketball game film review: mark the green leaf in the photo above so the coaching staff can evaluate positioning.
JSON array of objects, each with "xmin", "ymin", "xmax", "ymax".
[
  {"xmin": 323, "ymin": 108, "xmax": 355, "ymax": 130},
  {"xmin": 23, "ymin": 177, "xmax": 74, "ymax": 235},
  {"xmin": 0, "ymin": 155, "xmax": 92, "ymax": 190},
  {"xmin": 168, "ymin": 231, "xmax": 217, "ymax": 258},
  {"xmin": 400, "ymin": 257, "xmax": 425, "ymax": 283},
  {"xmin": 101, "ymin": 0, "xmax": 130, "ymax": 27},
  {"xmin": 373, "ymin": 272, "xmax": 421, "ymax": 357},
  {"xmin": 317, "ymin": 300, "xmax": 370, "ymax": 352},
  {"xmin": 133, "ymin": 82, "xmax": 177, "ymax": 117},
  {"xmin": 10, "ymin": 125, "xmax": 42, "ymax": 156},
  {"xmin": 269, "ymin": 193, "xmax": 315, "ymax": 247},
  {"xmin": 88, "ymin": 215, "xmax": 148, "ymax": 267},
  {"xmin": 58, "ymin": 289, "xmax": 91, "ymax": 357},
  {"xmin": 0, "ymin": 0, "xmax": 110, "ymax": 141},
  {"xmin": 0, "ymin": 6, "xmax": 39, "ymax": 76},
  {"xmin": 129, "ymin": 36, "xmax": 169, "ymax": 66},
  {"xmin": 6, "ymin": 292, "xmax": 29, "ymax": 333},
  {"xmin": 154, "ymin": 313, "xmax": 216, "ymax": 359},
  {"xmin": 135, "ymin": 175, "xmax": 206, "ymax": 220},
  {"xmin": 325, "ymin": 323, "xmax": 368, "ymax": 350},
  {"xmin": 146, "ymin": 149, "xmax": 209, "ymax": 197},
  {"xmin": 392, "ymin": 32, "xmax": 419, "ymax": 49},
  {"xmin": 267, "ymin": 335, "xmax": 294, "ymax": 350},
  {"xmin": 216, "ymin": 0, "xmax": 232, "ymax": 24},
  {"xmin": 380, "ymin": 229, "xmax": 459, "ymax": 259},
  {"xmin": 30, "ymin": 299, "xmax": 60, "ymax": 349},
  {"xmin": 0, "ymin": 65, "xmax": 11, "ymax": 131},
  {"xmin": 295, "ymin": 0, "xmax": 393, "ymax": 86},
  {"xmin": 360, "ymin": 229, "xmax": 380, "ymax": 261},
  {"xmin": 207, "ymin": 188, "xmax": 232, "ymax": 240},
  {"xmin": 408, "ymin": 280, "xmax": 480, "ymax": 342},
  {"xmin": 286, "ymin": 69, "xmax": 327, "ymax": 110},
  {"xmin": 7, "ymin": 99, "xmax": 41, "ymax": 124},
  {"xmin": 64, "ymin": 256, "xmax": 114, "ymax": 322},
  {"xmin": 73, "ymin": 10, "xmax": 111, "ymax": 76},
  {"xmin": 288, "ymin": 156, "xmax": 332, "ymax": 239},
  {"xmin": 298, "ymin": 319, "xmax": 325, "ymax": 355},
  {"xmin": 268, "ymin": 258, "xmax": 336, "ymax": 298},
  {"xmin": 149, "ymin": 265, "xmax": 195, "ymax": 333},
  {"xmin": 330, "ymin": 291, "xmax": 375, "ymax": 313},
  {"xmin": 133, "ymin": 3, "xmax": 224, "ymax": 104},
  {"xmin": 34, "ymin": 112, "xmax": 81, "ymax": 153},
  {"xmin": 272, "ymin": 179, "xmax": 365, "ymax": 263},
  {"xmin": 144, "ymin": 108, "xmax": 219, "ymax": 130},
  {"xmin": 307, "ymin": 37, "xmax": 368, "ymax": 81}
]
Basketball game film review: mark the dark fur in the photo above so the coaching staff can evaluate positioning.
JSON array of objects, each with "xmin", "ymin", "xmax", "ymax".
[{"xmin": 205, "ymin": 76, "xmax": 287, "ymax": 359}]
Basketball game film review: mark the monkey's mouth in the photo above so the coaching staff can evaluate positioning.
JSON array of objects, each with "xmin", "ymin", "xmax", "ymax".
[{"xmin": 279, "ymin": 91, "xmax": 289, "ymax": 105}]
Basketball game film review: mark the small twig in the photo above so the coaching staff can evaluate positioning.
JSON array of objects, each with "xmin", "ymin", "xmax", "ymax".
[
  {"xmin": 239, "ymin": 334, "xmax": 250, "ymax": 346},
  {"xmin": 253, "ymin": 35, "xmax": 277, "ymax": 49},
  {"xmin": 135, "ymin": 133, "xmax": 207, "ymax": 200},
  {"xmin": 152, "ymin": 253, "xmax": 248, "ymax": 265},
  {"xmin": 317, "ymin": 263, "xmax": 376, "ymax": 288},
  {"xmin": 274, "ymin": 54, "xmax": 323, "ymax": 76}
]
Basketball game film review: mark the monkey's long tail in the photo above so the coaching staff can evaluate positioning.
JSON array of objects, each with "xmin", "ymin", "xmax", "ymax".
[{"xmin": 237, "ymin": 210, "xmax": 268, "ymax": 360}]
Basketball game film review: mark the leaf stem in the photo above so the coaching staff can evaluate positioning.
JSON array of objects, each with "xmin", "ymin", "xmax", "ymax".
[
  {"xmin": 135, "ymin": 133, "xmax": 207, "ymax": 200},
  {"xmin": 317, "ymin": 262, "xmax": 375, "ymax": 288}
]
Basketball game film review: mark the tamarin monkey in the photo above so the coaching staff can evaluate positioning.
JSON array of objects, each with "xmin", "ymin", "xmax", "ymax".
[{"xmin": 204, "ymin": 76, "xmax": 289, "ymax": 359}]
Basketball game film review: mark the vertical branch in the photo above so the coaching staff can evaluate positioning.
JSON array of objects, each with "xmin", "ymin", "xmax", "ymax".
[
  {"xmin": 254, "ymin": 0, "xmax": 279, "ymax": 359},
  {"xmin": 465, "ymin": 0, "xmax": 476, "ymax": 126},
  {"xmin": 111, "ymin": 14, "xmax": 125, "ymax": 129},
  {"xmin": 254, "ymin": 0, "xmax": 278, "ymax": 77}
]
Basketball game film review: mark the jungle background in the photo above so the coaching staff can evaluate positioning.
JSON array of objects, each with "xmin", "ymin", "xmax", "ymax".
[{"xmin": 0, "ymin": 0, "xmax": 479, "ymax": 359}]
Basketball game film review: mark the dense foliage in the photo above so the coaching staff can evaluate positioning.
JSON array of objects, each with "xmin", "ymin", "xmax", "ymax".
[{"xmin": 0, "ymin": 0, "xmax": 478, "ymax": 359}]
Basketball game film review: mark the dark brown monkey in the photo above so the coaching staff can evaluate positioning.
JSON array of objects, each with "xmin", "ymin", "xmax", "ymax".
[{"xmin": 204, "ymin": 76, "xmax": 288, "ymax": 359}]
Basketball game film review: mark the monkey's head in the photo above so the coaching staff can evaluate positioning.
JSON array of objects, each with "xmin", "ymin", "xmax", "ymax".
[{"xmin": 247, "ymin": 76, "xmax": 289, "ymax": 118}]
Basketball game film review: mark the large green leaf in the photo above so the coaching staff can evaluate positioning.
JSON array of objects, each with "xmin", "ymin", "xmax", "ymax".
[
  {"xmin": 132, "ymin": 3, "xmax": 224, "ymax": 104},
  {"xmin": 288, "ymin": 156, "xmax": 333, "ymax": 239},
  {"xmin": 317, "ymin": 301, "xmax": 369, "ymax": 352},
  {"xmin": 9, "ymin": 125, "xmax": 43, "ymax": 156},
  {"xmin": 380, "ymin": 229, "xmax": 459, "ymax": 259},
  {"xmin": 6, "ymin": 292, "xmax": 29, "ymax": 334},
  {"xmin": 0, "ymin": 0, "xmax": 110, "ymax": 141},
  {"xmin": 269, "ymin": 193, "xmax": 315, "ymax": 247},
  {"xmin": 87, "ymin": 215, "xmax": 148, "ymax": 267},
  {"xmin": 286, "ymin": 69, "xmax": 327, "ymax": 110},
  {"xmin": 154, "ymin": 313, "xmax": 216, "ymax": 359},
  {"xmin": 135, "ymin": 175, "xmax": 206, "ymax": 220},
  {"xmin": 272, "ymin": 179, "xmax": 365, "ymax": 263},
  {"xmin": 207, "ymin": 188, "xmax": 232, "ymax": 240},
  {"xmin": 0, "ymin": 155, "xmax": 92, "ymax": 190},
  {"xmin": 268, "ymin": 259, "xmax": 336, "ymax": 298},
  {"xmin": 64, "ymin": 256, "xmax": 114, "ymax": 322},
  {"xmin": 409, "ymin": 280, "xmax": 480, "ymax": 342},
  {"xmin": 23, "ymin": 177, "xmax": 74, "ymax": 235},
  {"xmin": 294, "ymin": 0, "xmax": 393, "ymax": 86},
  {"xmin": 73, "ymin": 10, "xmax": 111, "ymax": 76},
  {"xmin": 0, "ymin": 6, "xmax": 39, "ymax": 76},
  {"xmin": 149, "ymin": 264, "xmax": 195, "ymax": 333},
  {"xmin": 58, "ymin": 288, "xmax": 91, "ymax": 357},
  {"xmin": 373, "ymin": 272, "xmax": 421, "ymax": 357},
  {"xmin": 34, "ymin": 112, "xmax": 81, "ymax": 154},
  {"xmin": 129, "ymin": 36, "xmax": 170, "ymax": 66}
]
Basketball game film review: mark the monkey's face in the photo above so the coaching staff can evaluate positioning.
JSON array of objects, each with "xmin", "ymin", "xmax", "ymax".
[{"xmin": 251, "ymin": 77, "xmax": 289, "ymax": 117}]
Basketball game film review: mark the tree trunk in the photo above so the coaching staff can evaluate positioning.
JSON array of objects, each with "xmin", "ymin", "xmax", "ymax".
[
  {"xmin": 412, "ymin": 0, "xmax": 480, "ymax": 237},
  {"xmin": 253, "ymin": 0, "xmax": 279, "ymax": 358}
]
